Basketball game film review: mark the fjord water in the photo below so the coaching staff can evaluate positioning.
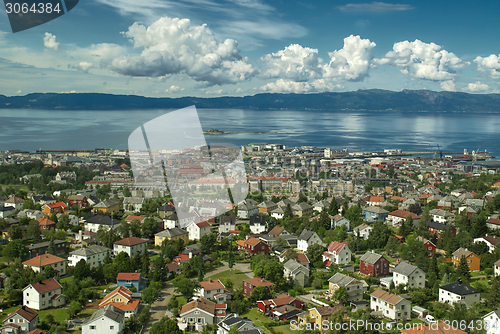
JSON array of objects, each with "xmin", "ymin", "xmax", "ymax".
[{"xmin": 1, "ymin": 108, "xmax": 499, "ymax": 158}]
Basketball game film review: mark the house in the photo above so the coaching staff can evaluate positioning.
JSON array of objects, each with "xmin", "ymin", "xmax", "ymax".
[
  {"xmin": 328, "ymin": 273, "xmax": 364, "ymax": 302},
  {"xmin": 99, "ymin": 286, "xmax": 140, "ymax": 319},
  {"xmin": 359, "ymin": 251, "xmax": 390, "ymax": 277},
  {"xmin": 487, "ymin": 218, "xmax": 500, "ymax": 230},
  {"xmin": 331, "ymin": 215, "xmax": 350, "ymax": 230},
  {"xmin": 116, "ymin": 272, "xmax": 147, "ymax": 292},
  {"xmin": 41, "ymin": 202, "xmax": 67, "ymax": 217},
  {"xmin": 270, "ymin": 207, "xmax": 286, "ymax": 219},
  {"xmin": 473, "ymin": 235, "xmax": 500, "ymax": 253},
  {"xmin": 483, "ymin": 310, "xmax": 500, "ymax": 334},
  {"xmin": 218, "ymin": 215, "xmax": 236, "ymax": 233},
  {"xmin": 242, "ymin": 278, "xmax": 274, "ymax": 297},
  {"xmin": 238, "ymin": 200, "xmax": 259, "ymax": 219},
  {"xmin": 417, "ymin": 237, "xmax": 436, "ymax": 256},
  {"xmin": 4, "ymin": 195, "xmax": 25, "ymax": 210},
  {"xmin": 17, "ymin": 210, "xmax": 44, "ymax": 221},
  {"xmin": 428, "ymin": 220, "xmax": 457, "ymax": 237},
  {"xmin": 195, "ymin": 279, "xmax": 232, "ymax": 303},
  {"xmin": 154, "ymin": 228, "xmax": 189, "ymax": 246},
  {"xmin": 292, "ymin": 202, "xmax": 313, "ymax": 217},
  {"xmin": 353, "ymin": 223, "xmax": 372, "ymax": 239},
  {"xmin": 495, "ymin": 259, "xmax": 500, "ymax": 277},
  {"xmin": 268, "ymin": 226, "xmax": 291, "ymax": 238},
  {"xmin": 297, "ymin": 229, "xmax": 323, "ymax": 252},
  {"xmin": 313, "ymin": 199, "xmax": 331, "ymax": 213},
  {"xmin": 158, "ymin": 201, "xmax": 176, "ymax": 219},
  {"xmin": 249, "ymin": 215, "xmax": 267, "ymax": 234},
  {"xmin": 82, "ymin": 305, "xmax": 125, "ymax": 334},
  {"xmin": 365, "ymin": 196, "xmax": 384, "ymax": 206},
  {"xmin": 173, "ymin": 249, "xmax": 208, "ymax": 265},
  {"xmin": 68, "ymin": 245, "xmax": 110, "ymax": 268},
  {"xmin": 163, "ymin": 213, "xmax": 180, "ymax": 229},
  {"xmin": 236, "ymin": 237, "xmax": 270, "ymax": 255},
  {"xmin": 57, "ymin": 213, "xmax": 79, "ymax": 225},
  {"xmin": 322, "ymin": 241, "xmax": 351, "ymax": 266},
  {"xmin": 386, "ymin": 210, "xmax": 420, "ymax": 227},
  {"xmin": 1, "ymin": 306, "xmax": 38, "ymax": 334},
  {"xmin": 297, "ymin": 305, "xmax": 346, "ymax": 330},
  {"xmin": 179, "ymin": 297, "xmax": 227, "ymax": 332},
  {"xmin": 28, "ymin": 240, "xmax": 66, "ymax": 258},
  {"xmin": 279, "ymin": 251, "xmax": 310, "ymax": 269},
  {"xmin": 0, "ymin": 205, "xmax": 15, "ymax": 218},
  {"xmin": 93, "ymin": 199, "xmax": 120, "ymax": 214},
  {"xmin": 451, "ymin": 248, "xmax": 480, "ymax": 271},
  {"xmin": 166, "ymin": 262, "xmax": 182, "ymax": 278},
  {"xmin": 429, "ymin": 209, "xmax": 454, "ymax": 224},
  {"xmin": 363, "ymin": 206, "xmax": 389, "ymax": 222},
  {"xmin": 22, "ymin": 254, "xmax": 66, "ymax": 276},
  {"xmin": 23, "ymin": 278, "xmax": 65, "ymax": 311},
  {"xmin": 392, "ymin": 262, "xmax": 425, "ymax": 289},
  {"xmin": 257, "ymin": 293, "xmax": 304, "ymax": 313},
  {"xmin": 113, "ymin": 237, "xmax": 148, "ymax": 257},
  {"xmin": 258, "ymin": 201, "xmax": 278, "ymax": 214},
  {"xmin": 187, "ymin": 221, "xmax": 211, "ymax": 240},
  {"xmin": 31, "ymin": 194, "xmax": 55, "ymax": 206},
  {"xmin": 439, "ymin": 278, "xmax": 480, "ymax": 307},
  {"xmin": 55, "ymin": 171, "xmax": 76, "ymax": 182},
  {"xmin": 123, "ymin": 197, "xmax": 145, "ymax": 212},
  {"xmin": 370, "ymin": 289, "xmax": 411, "ymax": 320},
  {"xmin": 83, "ymin": 214, "xmax": 119, "ymax": 232},
  {"xmin": 216, "ymin": 313, "xmax": 263, "ymax": 334},
  {"xmin": 283, "ymin": 259, "xmax": 310, "ymax": 287},
  {"xmin": 67, "ymin": 195, "xmax": 89, "ymax": 208},
  {"xmin": 36, "ymin": 218, "xmax": 56, "ymax": 231}
]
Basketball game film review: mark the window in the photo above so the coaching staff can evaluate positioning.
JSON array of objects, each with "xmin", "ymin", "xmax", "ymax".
[
  {"xmin": 110, "ymin": 326, "xmax": 114, "ymax": 329},
  {"xmin": 90, "ymin": 326, "xmax": 96, "ymax": 330},
  {"xmin": 26, "ymin": 293, "xmax": 29, "ymax": 296}
]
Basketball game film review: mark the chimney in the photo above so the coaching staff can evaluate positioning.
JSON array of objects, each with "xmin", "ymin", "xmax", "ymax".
[{"xmin": 261, "ymin": 278, "xmax": 265, "ymax": 282}]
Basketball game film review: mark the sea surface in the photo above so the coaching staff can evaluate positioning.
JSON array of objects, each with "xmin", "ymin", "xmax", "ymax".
[{"xmin": 1, "ymin": 108, "xmax": 499, "ymax": 158}]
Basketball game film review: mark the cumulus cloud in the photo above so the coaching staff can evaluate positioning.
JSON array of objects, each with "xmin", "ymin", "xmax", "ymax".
[
  {"xmin": 375, "ymin": 39, "xmax": 469, "ymax": 81},
  {"xmin": 260, "ymin": 78, "xmax": 343, "ymax": 93},
  {"xmin": 261, "ymin": 44, "xmax": 322, "ymax": 82},
  {"xmin": 166, "ymin": 85, "xmax": 184, "ymax": 92},
  {"xmin": 336, "ymin": 2, "xmax": 414, "ymax": 12},
  {"xmin": 323, "ymin": 35, "xmax": 376, "ymax": 81},
  {"xmin": 474, "ymin": 54, "xmax": 500, "ymax": 77},
  {"xmin": 440, "ymin": 80, "xmax": 455, "ymax": 92},
  {"xmin": 43, "ymin": 33, "xmax": 60, "ymax": 51},
  {"xmin": 107, "ymin": 17, "xmax": 256, "ymax": 85},
  {"xmin": 74, "ymin": 61, "xmax": 93, "ymax": 72},
  {"xmin": 463, "ymin": 81, "xmax": 489, "ymax": 93}
]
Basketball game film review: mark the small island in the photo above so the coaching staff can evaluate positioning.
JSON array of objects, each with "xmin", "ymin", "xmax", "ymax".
[{"xmin": 203, "ymin": 128, "xmax": 228, "ymax": 135}]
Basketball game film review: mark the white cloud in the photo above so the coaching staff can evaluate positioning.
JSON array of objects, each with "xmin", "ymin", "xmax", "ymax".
[
  {"xmin": 166, "ymin": 85, "xmax": 184, "ymax": 92},
  {"xmin": 107, "ymin": 17, "xmax": 256, "ymax": 85},
  {"xmin": 323, "ymin": 35, "xmax": 376, "ymax": 81},
  {"xmin": 15, "ymin": 90, "xmax": 21, "ymax": 94},
  {"xmin": 205, "ymin": 89, "xmax": 224, "ymax": 95},
  {"xmin": 74, "ymin": 61, "xmax": 93, "ymax": 72},
  {"xmin": 260, "ymin": 78, "xmax": 343, "ymax": 93},
  {"xmin": 336, "ymin": 2, "xmax": 414, "ymax": 12},
  {"xmin": 43, "ymin": 33, "xmax": 60, "ymax": 51},
  {"xmin": 440, "ymin": 80, "xmax": 455, "ymax": 92},
  {"xmin": 375, "ymin": 39, "xmax": 469, "ymax": 81},
  {"xmin": 463, "ymin": 81, "xmax": 489, "ymax": 93},
  {"xmin": 261, "ymin": 44, "xmax": 322, "ymax": 82},
  {"xmin": 474, "ymin": 54, "xmax": 500, "ymax": 77}
]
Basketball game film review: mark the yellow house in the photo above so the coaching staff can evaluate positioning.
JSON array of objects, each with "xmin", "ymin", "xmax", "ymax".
[
  {"xmin": 154, "ymin": 227, "xmax": 189, "ymax": 246},
  {"xmin": 298, "ymin": 305, "xmax": 346, "ymax": 331},
  {"xmin": 93, "ymin": 199, "xmax": 120, "ymax": 214}
]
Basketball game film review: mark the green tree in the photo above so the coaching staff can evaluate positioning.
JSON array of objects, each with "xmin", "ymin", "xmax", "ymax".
[
  {"xmin": 142, "ymin": 218, "xmax": 158, "ymax": 238},
  {"xmin": 307, "ymin": 244, "xmax": 326, "ymax": 268},
  {"xmin": 200, "ymin": 233, "xmax": 218, "ymax": 255},
  {"xmin": 487, "ymin": 277, "xmax": 500, "ymax": 308},
  {"xmin": 250, "ymin": 285, "xmax": 271, "ymax": 302},
  {"xmin": 69, "ymin": 301, "xmax": 82, "ymax": 317},
  {"xmin": 333, "ymin": 286, "xmax": 348, "ymax": 305},
  {"xmin": 398, "ymin": 215, "xmax": 413, "ymax": 238},
  {"xmin": 328, "ymin": 199, "xmax": 339, "ymax": 216},
  {"xmin": 129, "ymin": 219, "xmax": 142, "ymax": 237},
  {"xmin": 47, "ymin": 239, "xmax": 56, "ymax": 255},
  {"xmin": 456, "ymin": 255, "xmax": 471, "ymax": 283},
  {"xmin": 117, "ymin": 221, "xmax": 131, "ymax": 238},
  {"xmin": 150, "ymin": 317, "xmax": 183, "ymax": 334},
  {"xmin": 2, "ymin": 239, "xmax": 29, "ymax": 263},
  {"xmin": 142, "ymin": 285, "xmax": 159, "ymax": 305},
  {"xmin": 284, "ymin": 204, "xmax": 293, "ymax": 220},
  {"xmin": 73, "ymin": 259, "xmax": 91, "ymax": 280},
  {"xmin": 123, "ymin": 187, "xmax": 132, "ymax": 197},
  {"xmin": 368, "ymin": 220, "xmax": 391, "ymax": 249},
  {"xmin": 44, "ymin": 265, "xmax": 56, "ymax": 279},
  {"xmin": 198, "ymin": 255, "xmax": 205, "ymax": 282},
  {"xmin": 173, "ymin": 278, "xmax": 200, "ymax": 301},
  {"xmin": 8, "ymin": 224, "xmax": 23, "ymax": 240},
  {"xmin": 385, "ymin": 236, "xmax": 399, "ymax": 256}
]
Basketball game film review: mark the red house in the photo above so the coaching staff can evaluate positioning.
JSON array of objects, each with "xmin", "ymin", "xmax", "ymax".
[
  {"xmin": 67, "ymin": 195, "xmax": 88, "ymax": 208},
  {"xmin": 37, "ymin": 217, "xmax": 56, "ymax": 231},
  {"xmin": 257, "ymin": 293, "xmax": 304, "ymax": 313},
  {"xmin": 242, "ymin": 278, "xmax": 274, "ymax": 297},
  {"xmin": 418, "ymin": 237, "xmax": 437, "ymax": 256},
  {"xmin": 236, "ymin": 237, "xmax": 270, "ymax": 255},
  {"xmin": 427, "ymin": 221, "xmax": 457, "ymax": 237},
  {"xmin": 359, "ymin": 251, "xmax": 390, "ymax": 277}
]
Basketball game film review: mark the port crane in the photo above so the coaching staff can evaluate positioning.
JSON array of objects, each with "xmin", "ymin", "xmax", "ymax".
[{"xmin": 428, "ymin": 144, "xmax": 443, "ymax": 159}]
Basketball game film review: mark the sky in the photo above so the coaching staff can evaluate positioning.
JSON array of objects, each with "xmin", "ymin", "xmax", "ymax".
[{"xmin": 1, "ymin": 0, "xmax": 500, "ymax": 97}]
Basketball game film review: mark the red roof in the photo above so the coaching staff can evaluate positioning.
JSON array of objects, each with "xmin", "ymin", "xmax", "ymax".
[
  {"xmin": 389, "ymin": 209, "xmax": 420, "ymax": 219},
  {"xmin": 37, "ymin": 218, "xmax": 56, "ymax": 226},
  {"xmin": 117, "ymin": 273, "xmax": 141, "ymax": 281},
  {"xmin": 243, "ymin": 278, "xmax": 274, "ymax": 287},
  {"xmin": 125, "ymin": 215, "xmax": 146, "ymax": 222},
  {"xmin": 327, "ymin": 241, "xmax": 348, "ymax": 253},
  {"xmin": 44, "ymin": 202, "xmax": 67, "ymax": 209},
  {"xmin": 199, "ymin": 279, "xmax": 225, "ymax": 291},
  {"xmin": 8, "ymin": 306, "xmax": 38, "ymax": 322},
  {"xmin": 196, "ymin": 221, "xmax": 211, "ymax": 228},
  {"xmin": 487, "ymin": 218, "xmax": 500, "ymax": 226},
  {"xmin": 29, "ymin": 278, "xmax": 61, "ymax": 294},
  {"xmin": 23, "ymin": 254, "xmax": 65, "ymax": 267},
  {"xmin": 106, "ymin": 300, "xmax": 140, "ymax": 311},
  {"xmin": 114, "ymin": 237, "xmax": 148, "ymax": 246},
  {"xmin": 100, "ymin": 286, "xmax": 133, "ymax": 306}
]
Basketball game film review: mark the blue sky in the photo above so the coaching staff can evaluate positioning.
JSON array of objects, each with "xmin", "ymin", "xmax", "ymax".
[{"xmin": 1, "ymin": 0, "xmax": 499, "ymax": 97}]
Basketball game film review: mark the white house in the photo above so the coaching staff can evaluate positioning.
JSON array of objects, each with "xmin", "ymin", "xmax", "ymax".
[
  {"xmin": 238, "ymin": 201, "xmax": 259, "ymax": 219},
  {"xmin": 392, "ymin": 262, "xmax": 425, "ymax": 290},
  {"xmin": 353, "ymin": 223, "xmax": 372, "ymax": 239},
  {"xmin": 386, "ymin": 210, "xmax": 420, "ymax": 227},
  {"xmin": 113, "ymin": 237, "xmax": 148, "ymax": 257},
  {"xmin": 22, "ymin": 254, "xmax": 67, "ymax": 276},
  {"xmin": 429, "ymin": 209, "xmax": 454, "ymax": 224},
  {"xmin": 474, "ymin": 235, "xmax": 500, "ymax": 253},
  {"xmin": 328, "ymin": 273, "xmax": 365, "ymax": 302},
  {"xmin": 218, "ymin": 216, "xmax": 236, "ymax": 234},
  {"xmin": 249, "ymin": 215, "xmax": 267, "ymax": 234},
  {"xmin": 322, "ymin": 241, "xmax": 351, "ymax": 266},
  {"xmin": 370, "ymin": 289, "xmax": 411, "ymax": 320},
  {"xmin": 123, "ymin": 197, "xmax": 145, "ymax": 212},
  {"xmin": 17, "ymin": 209, "xmax": 44, "ymax": 220},
  {"xmin": 82, "ymin": 305, "xmax": 125, "ymax": 334},
  {"xmin": 217, "ymin": 314, "xmax": 262, "ymax": 334},
  {"xmin": 494, "ymin": 259, "xmax": 500, "ymax": 277},
  {"xmin": 483, "ymin": 310, "xmax": 500, "ymax": 334},
  {"xmin": 195, "ymin": 279, "xmax": 231, "ymax": 303},
  {"xmin": 23, "ymin": 278, "xmax": 65, "ymax": 310},
  {"xmin": 187, "ymin": 221, "xmax": 211, "ymax": 240},
  {"xmin": 439, "ymin": 279, "xmax": 480, "ymax": 308},
  {"xmin": 164, "ymin": 213, "xmax": 180, "ymax": 229},
  {"xmin": 297, "ymin": 229, "xmax": 323, "ymax": 252},
  {"xmin": 68, "ymin": 245, "xmax": 110, "ymax": 268},
  {"xmin": 313, "ymin": 199, "xmax": 331, "ymax": 213}
]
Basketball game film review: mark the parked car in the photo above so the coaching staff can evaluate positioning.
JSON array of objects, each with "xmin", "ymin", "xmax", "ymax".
[{"xmin": 426, "ymin": 315, "xmax": 436, "ymax": 323}]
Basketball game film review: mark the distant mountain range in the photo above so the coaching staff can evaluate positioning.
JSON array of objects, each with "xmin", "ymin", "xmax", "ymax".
[{"xmin": 1, "ymin": 89, "xmax": 500, "ymax": 111}]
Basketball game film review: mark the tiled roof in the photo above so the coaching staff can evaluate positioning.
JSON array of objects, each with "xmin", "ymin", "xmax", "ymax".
[
  {"xmin": 196, "ymin": 221, "xmax": 211, "ymax": 228},
  {"xmin": 44, "ymin": 202, "xmax": 67, "ymax": 209},
  {"xmin": 69, "ymin": 245, "xmax": 109, "ymax": 257},
  {"xmin": 117, "ymin": 273, "xmax": 141, "ymax": 281},
  {"xmin": 392, "ymin": 262, "xmax": 419, "ymax": 276},
  {"xmin": 268, "ymin": 226, "xmax": 285, "ymax": 237},
  {"xmin": 8, "ymin": 306, "xmax": 38, "ymax": 321},
  {"xmin": 328, "ymin": 273, "xmax": 361, "ymax": 287},
  {"xmin": 371, "ymin": 289, "xmax": 405, "ymax": 305},
  {"xmin": 165, "ymin": 262, "xmax": 181, "ymax": 272},
  {"xmin": 125, "ymin": 215, "xmax": 146, "ymax": 222},
  {"xmin": 28, "ymin": 278, "xmax": 62, "ymax": 294},
  {"xmin": 315, "ymin": 305, "xmax": 346, "ymax": 316},
  {"xmin": 106, "ymin": 300, "xmax": 140, "ymax": 311},
  {"xmin": 114, "ymin": 237, "xmax": 147, "ymax": 246},
  {"xmin": 327, "ymin": 241, "xmax": 348, "ymax": 253},
  {"xmin": 23, "ymin": 254, "xmax": 66, "ymax": 267},
  {"xmin": 245, "ymin": 237, "xmax": 261, "ymax": 246},
  {"xmin": 389, "ymin": 209, "xmax": 420, "ymax": 219},
  {"xmin": 243, "ymin": 278, "xmax": 274, "ymax": 287},
  {"xmin": 452, "ymin": 248, "xmax": 477, "ymax": 259},
  {"xmin": 180, "ymin": 297, "xmax": 219, "ymax": 316},
  {"xmin": 155, "ymin": 228, "xmax": 188, "ymax": 238},
  {"xmin": 199, "ymin": 279, "xmax": 225, "ymax": 291},
  {"xmin": 37, "ymin": 218, "xmax": 56, "ymax": 226},
  {"xmin": 94, "ymin": 199, "xmax": 119, "ymax": 208},
  {"xmin": 100, "ymin": 286, "xmax": 132, "ymax": 306},
  {"xmin": 487, "ymin": 218, "xmax": 500, "ymax": 226}
]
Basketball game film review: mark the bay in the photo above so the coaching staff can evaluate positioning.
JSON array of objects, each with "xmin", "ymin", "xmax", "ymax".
[{"xmin": 0, "ymin": 108, "xmax": 499, "ymax": 158}]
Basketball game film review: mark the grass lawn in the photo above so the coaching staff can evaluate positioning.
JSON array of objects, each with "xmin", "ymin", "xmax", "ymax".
[
  {"xmin": 470, "ymin": 271, "xmax": 486, "ymax": 277},
  {"xmin": 175, "ymin": 296, "xmax": 187, "ymax": 307},
  {"xmin": 0, "ymin": 305, "xmax": 21, "ymax": 323},
  {"xmin": 241, "ymin": 308, "xmax": 273, "ymax": 334},
  {"xmin": 273, "ymin": 324, "xmax": 296, "ymax": 334},
  {"xmin": 38, "ymin": 308, "xmax": 70, "ymax": 322},
  {"xmin": 0, "ymin": 184, "xmax": 30, "ymax": 192},
  {"xmin": 206, "ymin": 269, "xmax": 249, "ymax": 289}
]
